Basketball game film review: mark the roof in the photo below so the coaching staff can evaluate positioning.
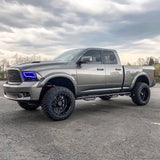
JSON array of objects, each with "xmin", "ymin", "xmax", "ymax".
[{"xmin": 82, "ymin": 48, "xmax": 116, "ymax": 52}]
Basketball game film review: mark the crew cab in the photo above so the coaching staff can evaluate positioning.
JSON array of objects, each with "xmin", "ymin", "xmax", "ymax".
[{"xmin": 3, "ymin": 48, "xmax": 156, "ymax": 120}]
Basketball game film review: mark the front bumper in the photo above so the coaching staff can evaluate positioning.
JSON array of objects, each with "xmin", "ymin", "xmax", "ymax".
[{"xmin": 3, "ymin": 82, "xmax": 42, "ymax": 101}]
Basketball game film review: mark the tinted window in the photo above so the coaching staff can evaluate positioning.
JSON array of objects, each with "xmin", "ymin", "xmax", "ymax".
[
  {"xmin": 102, "ymin": 51, "xmax": 117, "ymax": 64},
  {"xmin": 83, "ymin": 50, "xmax": 101, "ymax": 63}
]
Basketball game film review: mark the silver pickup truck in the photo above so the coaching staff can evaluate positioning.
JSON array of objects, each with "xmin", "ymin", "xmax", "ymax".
[{"xmin": 3, "ymin": 48, "xmax": 156, "ymax": 120}]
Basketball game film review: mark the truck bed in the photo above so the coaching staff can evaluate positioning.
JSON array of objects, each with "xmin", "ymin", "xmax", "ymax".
[{"xmin": 123, "ymin": 65, "xmax": 155, "ymax": 89}]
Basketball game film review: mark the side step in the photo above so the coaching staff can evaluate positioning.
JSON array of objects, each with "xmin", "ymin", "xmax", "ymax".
[
  {"xmin": 77, "ymin": 92, "xmax": 131, "ymax": 100},
  {"xmin": 84, "ymin": 97, "xmax": 96, "ymax": 101}
]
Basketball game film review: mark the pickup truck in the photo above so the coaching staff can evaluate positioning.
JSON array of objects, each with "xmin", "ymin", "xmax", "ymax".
[{"xmin": 3, "ymin": 48, "xmax": 156, "ymax": 121}]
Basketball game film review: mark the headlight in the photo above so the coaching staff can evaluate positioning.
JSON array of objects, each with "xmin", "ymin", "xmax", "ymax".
[{"xmin": 21, "ymin": 71, "xmax": 41, "ymax": 81}]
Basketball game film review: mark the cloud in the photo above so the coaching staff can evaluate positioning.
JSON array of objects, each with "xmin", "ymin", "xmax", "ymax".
[{"xmin": 0, "ymin": 0, "xmax": 160, "ymax": 64}]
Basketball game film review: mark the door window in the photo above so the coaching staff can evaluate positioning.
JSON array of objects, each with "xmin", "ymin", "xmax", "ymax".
[
  {"xmin": 102, "ymin": 51, "xmax": 117, "ymax": 64},
  {"xmin": 83, "ymin": 50, "xmax": 101, "ymax": 64}
]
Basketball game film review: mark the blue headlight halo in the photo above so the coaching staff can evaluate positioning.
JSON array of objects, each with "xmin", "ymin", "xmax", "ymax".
[{"xmin": 21, "ymin": 71, "xmax": 38, "ymax": 81}]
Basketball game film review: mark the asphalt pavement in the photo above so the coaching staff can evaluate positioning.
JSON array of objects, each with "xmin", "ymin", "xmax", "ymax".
[{"xmin": 0, "ymin": 81, "xmax": 160, "ymax": 160}]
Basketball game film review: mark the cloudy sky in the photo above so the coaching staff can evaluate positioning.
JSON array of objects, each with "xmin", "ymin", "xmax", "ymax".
[{"xmin": 0, "ymin": 0, "xmax": 160, "ymax": 64}]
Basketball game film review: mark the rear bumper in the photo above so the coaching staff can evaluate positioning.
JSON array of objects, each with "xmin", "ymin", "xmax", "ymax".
[
  {"xmin": 3, "ymin": 82, "xmax": 42, "ymax": 101},
  {"xmin": 151, "ymin": 79, "xmax": 156, "ymax": 87}
]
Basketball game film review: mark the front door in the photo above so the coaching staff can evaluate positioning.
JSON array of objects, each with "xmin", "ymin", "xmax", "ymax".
[{"xmin": 76, "ymin": 49, "xmax": 106, "ymax": 95}]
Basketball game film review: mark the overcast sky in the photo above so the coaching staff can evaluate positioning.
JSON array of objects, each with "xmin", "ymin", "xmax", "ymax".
[{"xmin": 0, "ymin": 0, "xmax": 160, "ymax": 64}]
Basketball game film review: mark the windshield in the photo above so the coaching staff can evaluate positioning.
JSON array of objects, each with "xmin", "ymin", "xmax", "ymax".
[{"xmin": 53, "ymin": 49, "xmax": 84, "ymax": 62}]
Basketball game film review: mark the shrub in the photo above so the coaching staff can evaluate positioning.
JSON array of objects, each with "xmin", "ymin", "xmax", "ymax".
[
  {"xmin": 0, "ymin": 71, "xmax": 7, "ymax": 80},
  {"xmin": 154, "ymin": 64, "xmax": 160, "ymax": 82}
]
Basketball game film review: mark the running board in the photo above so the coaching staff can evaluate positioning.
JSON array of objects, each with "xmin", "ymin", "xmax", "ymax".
[{"xmin": 77, "ymin": 92, "xmax": 131, "ymax": 100}]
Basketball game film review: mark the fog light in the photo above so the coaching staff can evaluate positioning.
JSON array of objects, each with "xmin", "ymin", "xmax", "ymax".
[
  {"xmin": 17, "ymin": 93, "xmax": 23, "ymax": 98},
  {"xmin": 17, "ymin": 92, "xmax": 30, "ymax": 98},
  {"xmin": 22, "ymin": 92, "xmax": 30, "ymax": 97}
]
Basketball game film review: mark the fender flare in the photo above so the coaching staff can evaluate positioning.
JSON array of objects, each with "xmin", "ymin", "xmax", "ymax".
[
  {"xmin": 130, "ymin": 72, "xmax": 150, "ymax": 89},
  {"xmin": 38, "ymin": 73, "xmax": 78, "ymax": 95}
]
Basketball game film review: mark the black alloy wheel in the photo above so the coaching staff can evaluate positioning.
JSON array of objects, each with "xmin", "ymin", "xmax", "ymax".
[
  {"xmin": 131, "ymin": 82, "xmax": 150, "ymax": 106},
  {"xmin": 41, "ymin": 86, "xmax": 75, "ymax": 121}
]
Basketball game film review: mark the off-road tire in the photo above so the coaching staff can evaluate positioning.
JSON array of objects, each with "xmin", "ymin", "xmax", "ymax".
[
  {"xmin": 41, "ymin": 86, "xmax": 75, "ymax": 121},
  {"xmin": 131, "ymin": 82, "xmax": 150, "ymax": 106},
  {"xmin": 99, "ymin": 96, "xmax": 112, "ymax": 100},
  {"xmin": 18, "ymin": 101, "xmax": 39, "ymax": 110}
]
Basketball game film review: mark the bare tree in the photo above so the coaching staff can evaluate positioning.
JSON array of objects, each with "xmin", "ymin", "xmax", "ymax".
[{"xmin": 137, "ymin": 58, "xmax": 146, "ymax": 66}]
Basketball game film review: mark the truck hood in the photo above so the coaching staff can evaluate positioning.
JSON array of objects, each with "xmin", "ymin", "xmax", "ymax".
[{"xmin": 11, "ymin": 61, "xmax": 70, "ymax": 71}]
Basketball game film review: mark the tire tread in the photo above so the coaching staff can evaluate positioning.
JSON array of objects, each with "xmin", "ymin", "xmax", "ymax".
[
  {"xmin": 131, "ymin": 82, "xmax": 150, "ymax": 106},
  {"xmin": 41, "ymin": 86, "xmax": 75, "ymax": 121}
]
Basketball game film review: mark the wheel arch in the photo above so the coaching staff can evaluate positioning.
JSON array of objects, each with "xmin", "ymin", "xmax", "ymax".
[
  {"xmin": 38, "ymin": 74, "xmax": 77, "ymax": 101},
  {"xmin": 130, "ymin": 73, "xmax": 150, "ymax": 89}
]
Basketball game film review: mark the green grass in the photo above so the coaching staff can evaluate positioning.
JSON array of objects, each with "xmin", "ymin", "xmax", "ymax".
[{"xmin": 154, "ymin": 64, "xmax": 160, "ymax": 82}]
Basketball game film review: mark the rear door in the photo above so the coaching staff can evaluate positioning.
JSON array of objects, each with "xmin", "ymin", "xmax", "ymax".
[
  {"xmin": 101, "ymin": 50, "xmax": 123, "ymax": 91},
  {"xmin": 76, "ymin": 49, "xmax": 106, "ymax": 94}
]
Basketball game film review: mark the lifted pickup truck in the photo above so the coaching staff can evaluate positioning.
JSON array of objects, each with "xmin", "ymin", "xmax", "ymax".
[{"xmin": 3, "ymin": 48, "xmax": 156, "ymax": 120}]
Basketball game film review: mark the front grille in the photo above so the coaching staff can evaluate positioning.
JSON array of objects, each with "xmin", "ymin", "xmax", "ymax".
[{"xmin": 7, "ymin": 69, "xmax": 22, "ymax": 83}]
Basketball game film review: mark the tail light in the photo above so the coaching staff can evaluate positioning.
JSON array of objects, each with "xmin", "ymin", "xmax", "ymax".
[{"xmin": 154, "ymin": 70, "xmax": 156, "ymax": 78}]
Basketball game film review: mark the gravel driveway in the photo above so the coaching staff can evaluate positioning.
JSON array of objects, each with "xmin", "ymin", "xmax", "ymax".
[{"xmin": 0, "ymin": 81, "xmax": 160, "ymax": 160}]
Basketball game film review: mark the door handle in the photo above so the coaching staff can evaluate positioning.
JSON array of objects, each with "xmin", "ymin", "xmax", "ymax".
[
  {"xmin": 115, "ymin": 68, "xmax": 122, "ymax": 71},
  {"xmin": 97, "ymin": 68, "xmax": 104, "ymax": 71}
]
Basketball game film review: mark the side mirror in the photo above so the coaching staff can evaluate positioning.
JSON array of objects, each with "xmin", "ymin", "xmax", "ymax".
[{"xmin": 80, "ymin": 56, "xmax": 92, "ymax": 63}]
